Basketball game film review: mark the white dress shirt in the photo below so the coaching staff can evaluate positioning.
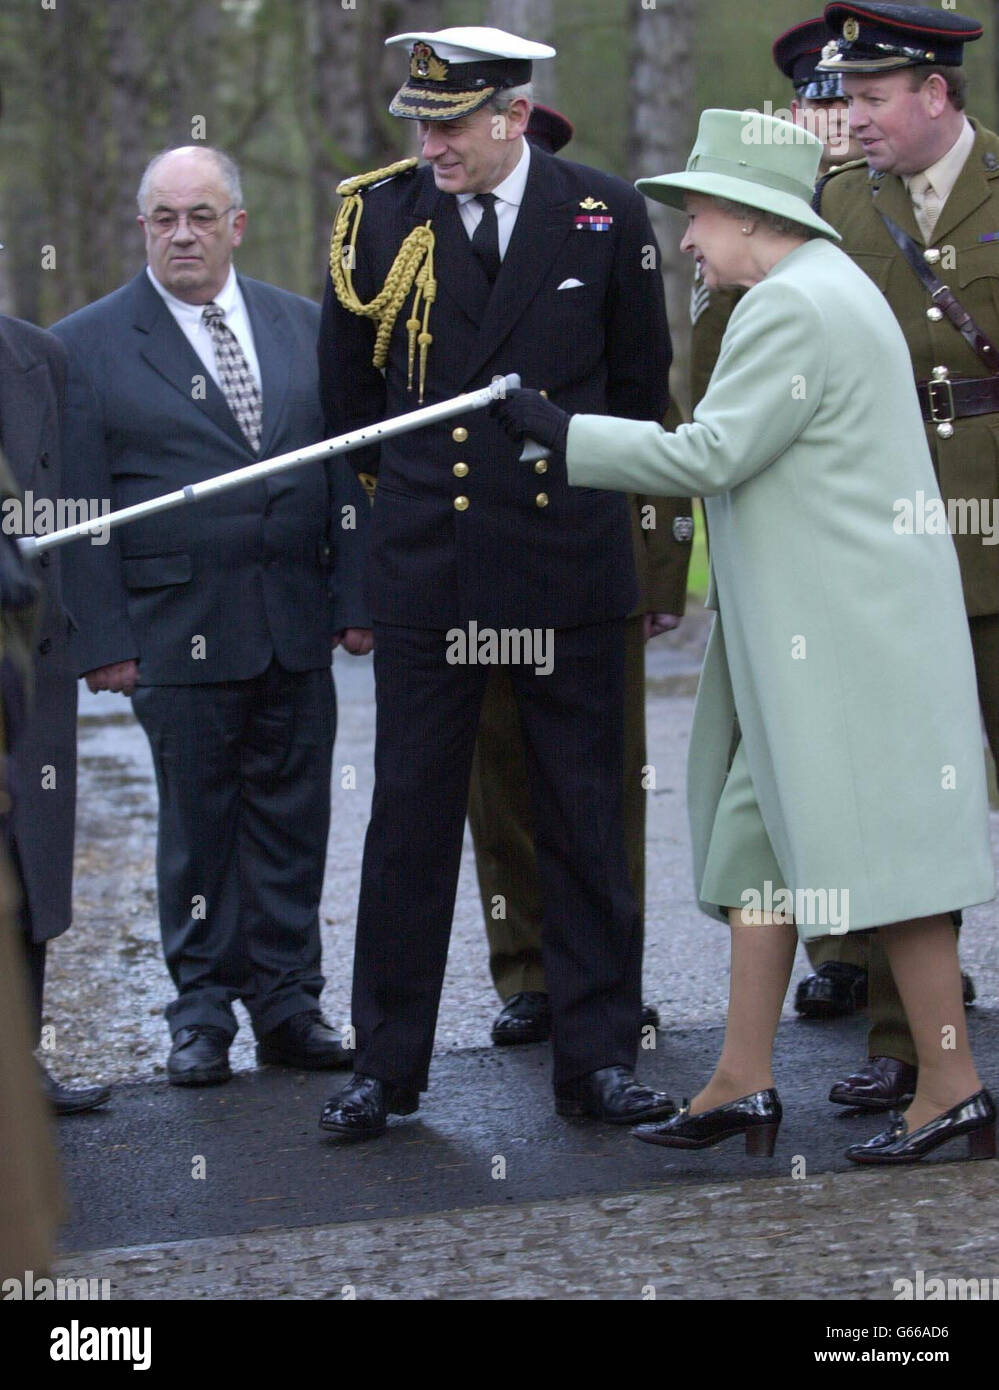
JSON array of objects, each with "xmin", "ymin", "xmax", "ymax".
[
  {"xmin": 146, "ymin": 263, "xmax": 262, "ymax": 393},
  {"xmin": 456, "ymin": 140, "xmax": 531, "ymax": 259}
]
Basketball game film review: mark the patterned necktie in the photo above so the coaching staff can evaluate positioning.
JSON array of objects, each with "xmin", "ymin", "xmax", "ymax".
[
  {"xmin": 909, "ymin": 171, "xmax": 941, "ymax": 242},
  {"xmin": 201, "ymin": 303, "xmax": 263, "ymax": 452},
  {"xmin": 471, "ymin": 192, "xmax": 501, "ymax": 285}
]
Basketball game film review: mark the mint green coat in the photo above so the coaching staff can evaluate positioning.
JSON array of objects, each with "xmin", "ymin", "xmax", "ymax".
[{"xmin": 567, "ymin": 238, "xmax": 994, "ymax": 937}]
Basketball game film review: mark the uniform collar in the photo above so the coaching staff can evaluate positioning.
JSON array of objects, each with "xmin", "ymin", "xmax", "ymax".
[
  {"xmin": 903, "ymin": 117, "xmax": 975, "ymax": 205},
  {"xmin": 456, "ymin": 138, "xmax": 531, "ymax": 208}
]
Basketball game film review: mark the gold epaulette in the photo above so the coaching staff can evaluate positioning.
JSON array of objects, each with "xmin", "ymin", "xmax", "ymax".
[{"xmin": 329, "ymin": 158, "xmax": 437, "ymax": 403}]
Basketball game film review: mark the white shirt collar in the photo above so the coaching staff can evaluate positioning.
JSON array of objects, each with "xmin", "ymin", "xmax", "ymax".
[
  {"xmin": 457, "ymin": 139, "xmax": 531, "ymax": 208},
  {"xmin": 146, "ymin": 262, "xmax": 240, "ymax": 323},
  {"xmin": 903, "ymin": 118, "xmax": 975, "ymax": 206}
]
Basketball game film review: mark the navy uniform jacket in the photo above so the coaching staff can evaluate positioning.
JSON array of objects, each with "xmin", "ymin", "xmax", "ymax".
[
  {"xmin": 52, "ymin": 271, "xmax": 369, "ymax": 685},
  {"xmin": 319, "ymin": 145, "xmax": 672, "ymax": 630},
  {"xmin": 0, "ymin": 318, "xmax": 77, "ymax": 942}
]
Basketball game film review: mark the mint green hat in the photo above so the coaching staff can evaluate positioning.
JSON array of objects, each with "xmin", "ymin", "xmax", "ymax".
[{"xmin": 637, "ymin": 108, "xmax": 841, "ymax": 242}]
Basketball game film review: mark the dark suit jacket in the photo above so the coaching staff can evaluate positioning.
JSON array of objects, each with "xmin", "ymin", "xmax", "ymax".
[
  {"xmin": 52, "ymin": 270, "xmax": 369, "ymax": 684},
  {"xmin": 319, "ymin": 145, "xmax": 672, "ymax": 630},
  {"xmin": 0, "ymin": 316, "xmax": 76, "ymax": 942}
]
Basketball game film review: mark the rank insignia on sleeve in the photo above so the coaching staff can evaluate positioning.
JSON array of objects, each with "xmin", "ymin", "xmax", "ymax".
[
  {"xmin": 579, "ymin": 197, "xmax": 609, "ymax": 210},
  {"xmin": 575, "ymin": 214, "xmax": 613, "ymax": 231}
]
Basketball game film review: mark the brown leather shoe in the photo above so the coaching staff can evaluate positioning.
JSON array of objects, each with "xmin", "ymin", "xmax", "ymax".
[{"xmin": 829, "ymin": 1055, "xmax": 917, "ymax": 1111}]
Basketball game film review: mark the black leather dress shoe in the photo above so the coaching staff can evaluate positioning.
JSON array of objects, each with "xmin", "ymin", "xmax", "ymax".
[
  {"xmin": 633, "ymin": 1088, "xmax": 782, "ymax": 1155},
  {"xmin": 555, "ymin": 1065, "xmax": 676, "ymax": 1124},
  {"xmin": 319, "ymin": 1073, "xmax": 420, "ymax": 1139},
  {"xmin": 794, "ymin": 962, "xmax": 868, "ymax": 1019},
  {"xmin": 167, "ymin": 1025, "xmax": 232, "ymax": 1087},
  {"xmin": 845, "ymin": 1089, "xmax": 996, "ymax": 1165},
  {"xmin": 256, "ymin": 1011, "xmax": 353, "ymax": 1070},
  {"xmin": 39, "ymin": 1063, "xmax": 111, "ymax": 1116},
  {"xmin": 492, "ymin": 993, "xmax": 663, "ymax": 1046},
  {"xmin": 829, "ymin": 1055, "xmax": 917, "ymax": 1111},
  {"xmin": 491, "ymin": 991, "xmax": 551, "ymax": 1046}
]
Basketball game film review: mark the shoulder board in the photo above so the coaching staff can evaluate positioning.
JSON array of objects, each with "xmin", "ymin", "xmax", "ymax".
[
  {"xmin": 813, "ymin": 158, "xmax": 869, "ymax": 212},
  {"xmin": 336, "ymin": 158, "xmax": 419, "ymax": 199}
]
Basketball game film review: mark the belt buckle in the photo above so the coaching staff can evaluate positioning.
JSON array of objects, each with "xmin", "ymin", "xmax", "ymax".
[{"xmin": 928, "ymin": 366, "xmax": 955, "ymax": 424}]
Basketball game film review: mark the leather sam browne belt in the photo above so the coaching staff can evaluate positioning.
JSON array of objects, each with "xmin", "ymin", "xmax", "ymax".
[{"xmin": 916, "ymin": 372, "xmax": 999, "ymax": 424}]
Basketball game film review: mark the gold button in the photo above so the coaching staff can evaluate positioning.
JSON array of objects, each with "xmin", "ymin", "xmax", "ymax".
[
  {"xmin": 539, "ymin": 389, "xmax": 549, "ymax": 399},
  {"xmin": 924, "ymin": 248, "xmax": 941, "ymax": 265},
  {"xmin": 534, "ymin": 459, "xmax": 548, "ymax": 474},
  {"xmin": 535, "ymin": 492, "xmax": 549, "ymax": 508},
  {"xmin": 452, "ymin": 426, "xmax": 468, "ymax": 443},
  {"xmin": 454, "ymin": 495, "xmax": 469, "ymax": 511},
  {"xmin": 453, "ymin": 462, "xmax": 469, "ymax": 478},
  {"xmin": 937, "ymin": 422, "xmax": 955, "ymax": 439},
  {"xmin": 927, "ymin": 306, "xmax": 944, "ymax": 322}
]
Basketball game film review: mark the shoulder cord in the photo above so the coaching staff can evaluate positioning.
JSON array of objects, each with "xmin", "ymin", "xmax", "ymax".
[{"xmin": 328, "ymin": 158, "xmax": 437, "ymax": 402}]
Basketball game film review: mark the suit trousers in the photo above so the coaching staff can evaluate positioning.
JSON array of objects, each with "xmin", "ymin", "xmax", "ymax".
[
  {"xmin": 131, "ymin": 661, "xmax": 334, "ymax": 1038},
  {"xmin": 812, "ymin": 614, "xmax": 998, "ymax": 1058},
  {"xmin": 468, "ymin": 614, "xmax": 647, "ymax": 1001},
  {"xmin": 352, "ymin": 620, "xmax": 643, "ymax": 1090}
]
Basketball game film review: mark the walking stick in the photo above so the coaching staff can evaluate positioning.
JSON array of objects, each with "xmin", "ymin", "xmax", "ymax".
[{"xmin": 17, "ymin": 373, "xmax": 525, "ymax": 556}]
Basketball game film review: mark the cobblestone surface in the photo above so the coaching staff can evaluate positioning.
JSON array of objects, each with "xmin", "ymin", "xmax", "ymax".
[{"xmin": 58, "ymin": 1164, "xmax": 998, "ymax": 1300}]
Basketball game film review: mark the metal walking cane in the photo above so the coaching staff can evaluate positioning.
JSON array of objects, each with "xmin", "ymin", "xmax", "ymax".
[{"xmin": 17, "ymin": 372, "xmax": 533, "ymax": 556}]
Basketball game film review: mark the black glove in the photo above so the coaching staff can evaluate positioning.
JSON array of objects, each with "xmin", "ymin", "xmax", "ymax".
[{"xmin": 490, "ymin": 388, "xmax": 571, "ymax": 456}]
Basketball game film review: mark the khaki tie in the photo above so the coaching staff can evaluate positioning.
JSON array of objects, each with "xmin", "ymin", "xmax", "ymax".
[{"xmin": 909, "ymin": 171, "xmax": 941, "ymax": 242}]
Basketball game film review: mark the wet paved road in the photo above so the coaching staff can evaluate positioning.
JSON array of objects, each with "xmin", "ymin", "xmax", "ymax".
[{"xmin": 43, "ymin": 607, "xmax": 999, "ymax": 1297}]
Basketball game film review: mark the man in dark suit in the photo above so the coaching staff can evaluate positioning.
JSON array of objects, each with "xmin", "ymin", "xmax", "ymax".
[
  {"xmin": 318, "ymin": 27, "xmax": 677, "ymax": 1138},
  {"xmin": 0, "ymin": 315, "xmax": 111, "ymax": 1114},
  {"xmin": 53, "ymin": 145, "xmax": 368, "ymax": 1086}
]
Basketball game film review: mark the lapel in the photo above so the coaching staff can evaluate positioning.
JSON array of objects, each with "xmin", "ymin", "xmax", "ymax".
[
  {"xmin": 931, "ymin": 122, "xmax": 992, "ymax": 247},
  {"xmin": 411, "ymin": 176, "xmax": 491, "ymax": 329},
  {"xmin": 871, "ymin": 172, "xmax": 924, "ymax": 246},
  {"xmin": 0, "ymin": 325, "xmax": 47, "ymax": 490},
  {"xmin": 463, "ymin": 147, "xmax": 576, "ymax": 384},
  {"xmin": 131, "ymin": 271, "xmax": 250, "ymax": 454},
  {"xmin": 240, "ymin": 275, "xmax": 290, "ymax": 459}
]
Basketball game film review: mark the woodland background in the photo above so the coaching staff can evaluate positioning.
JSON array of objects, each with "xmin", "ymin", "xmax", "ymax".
[{"xmin": 1, "ymin": 0, "xmax": 998, "ymax": 402}]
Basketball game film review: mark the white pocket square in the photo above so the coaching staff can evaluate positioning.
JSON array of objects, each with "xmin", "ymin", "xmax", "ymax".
[{"xmin": 557, "ymin": 278, "xmax": 585, "ymax": 290}]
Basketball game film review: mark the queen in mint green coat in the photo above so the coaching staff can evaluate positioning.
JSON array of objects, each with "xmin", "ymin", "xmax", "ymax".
[
  {"xmin": 568, "ymin": 228, "xmax": 994, "ymax": 937},
  {"xmin": 492, "ymin": 108, "xmax": 996, "ymax": 1164}
]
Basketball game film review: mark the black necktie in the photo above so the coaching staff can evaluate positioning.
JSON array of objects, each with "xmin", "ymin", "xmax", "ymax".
[{"xmin": 471, "ymin": 192, "xmax": 501, "ymax": 285}]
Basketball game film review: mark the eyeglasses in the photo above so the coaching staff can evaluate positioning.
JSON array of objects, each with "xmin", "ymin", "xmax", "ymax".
[{"xmin": 144, "ymin": 206, "xmax": 236, "ymax": 237}]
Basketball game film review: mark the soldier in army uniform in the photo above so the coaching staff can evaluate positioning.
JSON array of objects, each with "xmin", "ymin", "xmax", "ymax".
[
  {"xmin": 468, "ymin": 105, "xmax": 693, "ymax": 1048},
  {"xmin": 810, "ymin": 1, "xmax": 997, "ymax": 1112}
]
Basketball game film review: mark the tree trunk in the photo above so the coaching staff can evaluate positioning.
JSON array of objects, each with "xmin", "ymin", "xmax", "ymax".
[
  {"xmin": 486, "ymin": 0, "xmax": 556, "ymax": 108},
  {"xmin": 628, "ymin": 0, "xmax": 695, "ymax": 411}
]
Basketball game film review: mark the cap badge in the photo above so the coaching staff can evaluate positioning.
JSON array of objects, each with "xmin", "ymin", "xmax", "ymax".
[
  {"xmin": 579, "ymin": 197, "xmax": 608, "ymax": 210},
  {"xmin": 410, "ymin": 41, "xmax": 448, "ymax": 82},
  {"xmin": 842, "ymin": 18, "xmax": 860, "ymax": 42}
]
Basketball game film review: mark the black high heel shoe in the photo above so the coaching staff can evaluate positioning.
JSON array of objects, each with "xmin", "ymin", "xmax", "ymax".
[
  {"xmin": 632, "ymin": 1088, "xmax": 781, "ymax": 1155},
  {"xmin": 845, "ymin": 1089, "xmax": 996, "ymax": 1165}
]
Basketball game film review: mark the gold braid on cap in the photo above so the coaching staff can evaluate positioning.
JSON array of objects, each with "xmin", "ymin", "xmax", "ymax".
[{"xmin": 329, "ymin": 157, "xmax": 436, "ymax": 403}]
